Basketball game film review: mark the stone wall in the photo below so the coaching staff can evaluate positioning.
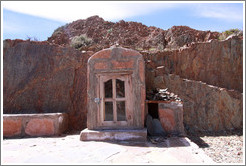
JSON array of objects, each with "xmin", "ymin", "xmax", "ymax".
[
  {"xmin": 143, "ymin": 37, "xmax": 243, "ymax": 132},
  {"xmin": 153, "ymin": 74, "xmax": 243, "ymax": 132},
  {"xmin": 143, "ymin": 36, "xmax": 243, "ymax": 92},
  {"xmin": 3, "ymin": 37, "xmax": 243, "ymax": 133},
  {"xmin": 3, "ymin": 39, "xmax": 92, "ymax": 130}
]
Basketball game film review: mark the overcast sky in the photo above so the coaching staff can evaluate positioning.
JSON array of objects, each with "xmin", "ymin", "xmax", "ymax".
[{"xmin": 2, "ymin": 1, "xmax": 244, "ymax": 41}]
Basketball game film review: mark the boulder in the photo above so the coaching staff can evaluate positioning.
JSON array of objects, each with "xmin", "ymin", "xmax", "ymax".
[{"xmin": 146, "ymin": 114, "xmax": 167, "ymax": 137}]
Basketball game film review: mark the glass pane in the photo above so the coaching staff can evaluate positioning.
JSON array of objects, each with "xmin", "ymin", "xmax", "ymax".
[
  {"xmin": 105, "ymin": 102, "xmax": 113, "ymax": 121},
  {"xmin": 104, "ymin": 79, "xmax": 112, "ymax": 98},
  {"xmin": 116, "ymin": 79, "xmax": 125, "ymax": 98},
  {"xmin": 117, "ymin": 101, "xmax": 126, "ymax": 121}
]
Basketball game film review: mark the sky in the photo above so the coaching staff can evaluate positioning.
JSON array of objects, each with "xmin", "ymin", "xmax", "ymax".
[{"xmin": 2, "ymin": 1, "xmax": 244, "ymax": 41}]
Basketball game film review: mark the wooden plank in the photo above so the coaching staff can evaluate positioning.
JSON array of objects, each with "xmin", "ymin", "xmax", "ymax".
[{"xmin": 113, "ymin": 78, "xmax": 117, "ymax": 122}]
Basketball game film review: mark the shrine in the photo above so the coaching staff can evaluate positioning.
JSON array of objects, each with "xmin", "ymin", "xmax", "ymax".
[{"xmin": 80, "ymin": 46, "xmax": 147, "ymax": 141}]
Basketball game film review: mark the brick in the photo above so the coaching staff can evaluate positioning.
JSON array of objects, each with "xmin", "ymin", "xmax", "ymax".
[
  {"xmin": 94, "ymin": 62, "xmax": 108, "ymax": 70},
  {"xmin": 25, "ymin": 118, "xmax": 55, "ymax": 136},
  {"xmin": 111, "ymin": 60, "xmax": 134, "ymax": 69},
  {"xmin": 3, "ymin": 119, "xmax": 22, "ymax": 137},
  {"xmin": 158, "ymin": 108, "xmax": 175, "ymax": 132}
]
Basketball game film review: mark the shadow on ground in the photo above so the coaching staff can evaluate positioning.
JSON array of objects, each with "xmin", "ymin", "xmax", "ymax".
[
  {"xmin": 80, "ymin": 135, "xmax": 191, "ymax": 148},
  {"xmin": 186, "ymin": 129, "xmax": 243, "ymax": 148}
]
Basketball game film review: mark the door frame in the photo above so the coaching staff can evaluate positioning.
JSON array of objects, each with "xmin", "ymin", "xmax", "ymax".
[{"xmin": 96, "ymin": 72, "xmax": 133, "ymax": 129}]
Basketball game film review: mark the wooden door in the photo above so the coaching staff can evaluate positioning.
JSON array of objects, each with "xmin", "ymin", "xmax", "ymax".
[{"xmin": 98, "ymin": 74, "xmax": 133, "ymax": 128}]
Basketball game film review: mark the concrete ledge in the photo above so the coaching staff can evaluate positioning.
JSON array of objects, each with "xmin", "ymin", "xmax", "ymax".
[
  {"xmin": 3, "ymin": 113, "xmax": 68, "ymax": 138},
  {"xmin": 80, "ymin": 128, "xmax": 147, "ymax": 142}
]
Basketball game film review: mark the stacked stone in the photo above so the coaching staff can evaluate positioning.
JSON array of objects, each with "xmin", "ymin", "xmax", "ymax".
[{"xmin": 147, "ymin": 88, "xmax": 182, "ymax": 101}]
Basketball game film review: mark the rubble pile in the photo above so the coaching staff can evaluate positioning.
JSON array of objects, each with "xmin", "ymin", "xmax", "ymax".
[{"xmin": 146, "ymin": 88, "xmax": 182, "ymax": 101}]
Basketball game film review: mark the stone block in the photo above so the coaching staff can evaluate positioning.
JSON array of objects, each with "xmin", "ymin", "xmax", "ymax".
[
  {"xmin": 80, "ymin": 128, "xmax": 147, "ymax": 142},
  {"xmin": 3, "ymin": 118, "xmax": 22, "ymax": 137},
  {"xmin": 158, "ymin": 101, "xmax": 185, "ymax": 136},
  {"xmin": 57, "ymin": 113, "xmax": 69, "ymax": 135},
  {"xmin": 158, "ymin": 108, "xmax": 175, "ymax": 132},
  {"xmin": 3, "ymin": 113, "xmax": 68, "ymax": 138},
  {"xmin": 25, "ymin": 118, "xmax": 55, "ymax": 136}
]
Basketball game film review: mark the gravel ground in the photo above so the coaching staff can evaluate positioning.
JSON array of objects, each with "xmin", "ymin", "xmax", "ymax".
[{"xmin": 187, "ymin": 130, "xmax": 244, "ymax": 164}]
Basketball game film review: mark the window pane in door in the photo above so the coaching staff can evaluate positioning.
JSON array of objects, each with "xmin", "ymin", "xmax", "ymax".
[
  {"xmin": 117, "ymin": 101, "xmax": 126, "ymax": 121},
  {"xmin": 104, "ymin": 79, "xmax": 112, "ymax": 98},
  {"xmin": 116, "ymin": 79, "xmax": 125, "ymax": 98},
  {"xmin": 105, "ymin": 102, "xmax": 113, "ymax": 121}
]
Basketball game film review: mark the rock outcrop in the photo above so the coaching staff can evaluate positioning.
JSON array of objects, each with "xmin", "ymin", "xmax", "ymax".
[
  {"xmin": 47, "ymin": 15, "xmax": 219, "ymax": 52},
  {"xmin": 164, "ymin": 26, "xmax": 219, "ymax": 49},
  {"xmin": 3, "ymin": 39, "xmax": 92, "ymax": 130}
]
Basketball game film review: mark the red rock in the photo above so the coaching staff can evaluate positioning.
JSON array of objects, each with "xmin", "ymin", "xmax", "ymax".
[
  {"xmin": 25, "ymin": 118, "xmax": 55, "ymax": 136},
  {"xmin": 3, "ymin": 40, "xmax": 88, "ymax": 131},
  {"xmin": 158, "ymin": 108, "xmax": 175, "ymax": 132},
  {"xmin": 3, "ymin": 119, "xmax": 22, "ymax": 137},
  {"xmin": 158, "ymin": 102, "xmax": 185, "ymax": 136},
  {"xmin": 47, "ymin": 16, "xmax": 219, "ymax": 52}
]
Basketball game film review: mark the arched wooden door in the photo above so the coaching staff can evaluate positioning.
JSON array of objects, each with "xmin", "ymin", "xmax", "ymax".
[{"xmin": 98, "ymin": 73, "xmax": 133, "ymax": 129}]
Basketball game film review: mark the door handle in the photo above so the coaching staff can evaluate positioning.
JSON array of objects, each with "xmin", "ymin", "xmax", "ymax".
[{"xmin": 94, "ymin": 98, "xmax": 101, "ymax": 104}]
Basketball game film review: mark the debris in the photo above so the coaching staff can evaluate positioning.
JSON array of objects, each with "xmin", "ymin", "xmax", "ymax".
[{"xmin": 146, "ymin": 88, "xmax": 182, "ymax": 101}]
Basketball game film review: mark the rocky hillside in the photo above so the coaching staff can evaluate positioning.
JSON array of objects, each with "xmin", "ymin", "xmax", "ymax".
[{"xmin": 47, "ymin": 15, "xmax": 220, "ymax": 52}]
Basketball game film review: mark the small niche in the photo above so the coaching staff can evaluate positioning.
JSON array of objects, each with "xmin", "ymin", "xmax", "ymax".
[{"xmin": 147, "ymin": 103, "xmax": 159, "ymax": 119}]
